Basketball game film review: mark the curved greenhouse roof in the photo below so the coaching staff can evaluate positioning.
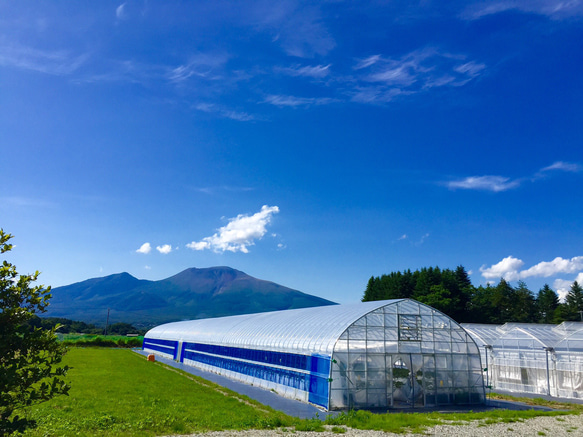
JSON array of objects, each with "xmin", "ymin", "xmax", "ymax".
[
  {"xmin": 146, "ymin": 299, "xmax": 405, "ymax": 356},
  {"xmin": 145, "ymin": 299, "xmax": 485, "ymax": 410}
]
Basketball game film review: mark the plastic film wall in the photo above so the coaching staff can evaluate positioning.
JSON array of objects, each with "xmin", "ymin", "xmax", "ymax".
[
  {"xmin": 330, "ymin": 300, "xmax": 485, "ymax": 409},
  {"xmin": 462, "ymin": 322, "xmax": 583, "ymax": 399},
  {"xmin": 144, "ymin": 299, "xmax": 485, "ymax": 410}
]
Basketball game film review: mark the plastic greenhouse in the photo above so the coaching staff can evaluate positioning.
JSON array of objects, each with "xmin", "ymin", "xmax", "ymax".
[
  {"xmin": 143, "ymin": 299, "xmax": 485, "ymax": 410},
  {"xmin": 462, "ymin": 322, "xmax": 583, "ymax": 399}
]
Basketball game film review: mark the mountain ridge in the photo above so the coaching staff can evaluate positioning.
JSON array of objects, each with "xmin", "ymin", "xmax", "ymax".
[{"xmin": 46, "ymin": 266, "xmax": 336, "ymax": 327}]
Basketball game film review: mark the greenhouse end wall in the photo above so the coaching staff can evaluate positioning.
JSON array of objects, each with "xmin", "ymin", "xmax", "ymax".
[{"xmin": 144, "ymin": 299, "xmax": 485, "ymax": 410}]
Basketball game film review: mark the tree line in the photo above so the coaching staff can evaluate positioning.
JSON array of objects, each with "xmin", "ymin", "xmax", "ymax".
[
  {"xmin": 362, "ymin": 266, "xmax": 583, "ymax": 324},
  {"xmin": 25, "ymin": 316, "xmax": 146, "ymax": 336}
]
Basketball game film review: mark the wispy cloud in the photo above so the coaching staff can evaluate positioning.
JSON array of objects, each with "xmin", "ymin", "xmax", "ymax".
[
  {"xmin": 447, "ymin": 161, "xmax": 581, "ymax": 192},
  {"xmin": 0, "ymin": 41, "xmax": 88, "ymax": 76},
  {"xmin": 447, "ymin": 175, "xmax": 521, "ymax": 192},
  {"xmin": 540, "ymin": 161, "xmax": 582, "ymax": 173},
  {"xmin": 263, "ymin": 94, "xmax": 336, "ymax": 107},
  {"xmin": 116, "ymin": 3, "xmax": 127, "ymax": 20},
  {"xmin": 250, "ymin": 3, "xmax": 335, "ymax": 58},
  {"xmin": 0, "ymin": 196, "xmax": 56, "ymax": 208},
  {"xmin": 278, "ymin": 64, "xmax": 331, "ymax": 78},
  {"xmin": 350, "ymin": 48, "xmax": 486, "ymax": 104},
  {"xmin": 193, "ymin": 185, "xmax": 255, "ymax": 195},
  {"xmin": 461, "ymin": 0, "xmax": 583, "ymax": 21},
  {"xmin": 354, "ymin": 55, "xmax": 382, "ymax": 70},
  {"xmin": 167, "ymin": 53, "xmax": 229, "ymax": 83},
  {"xmin": 195, "ymin": 103, "xmax": 255, "ymax": 121},
  {"xmin": 136, "ymin": 242, "xmax": 152, "ymax": 254},
  {"xmin": 187, "ymin": 205, "xmax": 279, "ymax": 253}
]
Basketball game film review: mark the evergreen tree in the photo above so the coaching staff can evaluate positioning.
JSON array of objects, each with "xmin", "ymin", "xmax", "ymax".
[
  {"xmin": 565, "ymin": 281, "xmax": 583, "ymax": 321},
  {"xmin": 512, "ymin": 281, "xmax": 537, "ymax": 322},
  {"xmin": 491, "ymin": 278, "xmax": 515, "ymax": 323},
  {"xmin": 536, "ymin": 284, "xmax": 559, "ymax": 323}
]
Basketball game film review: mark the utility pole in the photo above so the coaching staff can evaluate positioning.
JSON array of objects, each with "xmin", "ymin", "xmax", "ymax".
[{"xmin": 104, "ymin": 308, "xmax": 110, "ymax": 336}]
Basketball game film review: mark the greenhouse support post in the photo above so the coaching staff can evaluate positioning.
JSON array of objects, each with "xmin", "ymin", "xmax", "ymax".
[{"xmin": 544, "ymin": 347, "xmax": 553, "ymax": 396}]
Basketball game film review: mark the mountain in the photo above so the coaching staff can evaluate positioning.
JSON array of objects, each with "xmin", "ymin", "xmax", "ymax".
[{"xmin": 45, "ymin": 267, "xmax": 336, "ymax": 328}]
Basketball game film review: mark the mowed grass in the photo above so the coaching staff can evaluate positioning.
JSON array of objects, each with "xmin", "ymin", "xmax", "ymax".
[
  {"xmin": 18, "ymin": 348, "xmax": 581, "ymax": 436},
  {"xmin": 20, "ymin": 348, "xmax": 294, "ymax": 436}
]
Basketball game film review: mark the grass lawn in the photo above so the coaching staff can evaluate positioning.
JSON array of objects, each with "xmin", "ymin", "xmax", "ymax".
[
  {"xmin": 18, "ymin": 348, "xmax": 580, "ymax": 436},
  {"xmin": 21, "ymin": 348, "xmax": 293, "ymax": 436}
]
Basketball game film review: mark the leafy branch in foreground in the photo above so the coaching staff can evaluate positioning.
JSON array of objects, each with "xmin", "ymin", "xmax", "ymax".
[{"xmin": 0, "ymin": 229, "xmax": 69, "ymax": 436}]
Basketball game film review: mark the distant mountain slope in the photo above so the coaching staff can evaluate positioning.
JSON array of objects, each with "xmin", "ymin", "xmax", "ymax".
[{"xmin": 46, "ymin": 267, "xmax": 336, "ymax": 327}]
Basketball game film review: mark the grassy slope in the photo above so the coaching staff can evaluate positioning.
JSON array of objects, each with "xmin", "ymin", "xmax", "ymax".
[{"xmin": 19, "ymin": 348, "xmax": 580, "ymax": 436}]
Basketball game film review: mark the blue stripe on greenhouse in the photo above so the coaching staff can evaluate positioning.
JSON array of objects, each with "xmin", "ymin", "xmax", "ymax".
[
  {"xmin": 182, "ymin": 342, "xmax": 315, "ymax": 372},
  {"xmin": 143, "ymin": 338, "xmax": 178, "ymax": 359},
  {"xmin": 181, "ymin": 349, "xmax": 330, "ymax": 408}
]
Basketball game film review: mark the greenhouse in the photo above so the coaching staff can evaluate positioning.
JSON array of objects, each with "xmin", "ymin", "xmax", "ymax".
[
  {"xmin": 143, "ymin": 299, "xmax": 485, "ymax": 410},
  {"xmin": 461, "ymin": 322, "xmax": 583, "ymax": 399}
]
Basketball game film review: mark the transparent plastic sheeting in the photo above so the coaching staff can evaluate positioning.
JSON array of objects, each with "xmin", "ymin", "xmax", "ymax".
[
  {"xmin": 462, "ymin": 322, "xmax": 583, "ymax": 399},
  {"xmin": 144, "ymin": 299, "xmax": 485, "ymax": 410}
]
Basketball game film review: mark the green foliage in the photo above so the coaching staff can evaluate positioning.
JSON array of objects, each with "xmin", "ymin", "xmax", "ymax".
[
  {"xmin": 60, "ymin": 335, "xmax": 143, "ymax": 348},
  {"xmin": 0, "ymin": 230, "xmax": 69, "ymax": 435},
  {"xmin": 363, "ymin": 266, "xmax": 472, "ymax": 322},
  {"xmin": 363, "ymin": 265, "xmax": 578, "ymax": 325},
  {"xmin": 537, "ymin": 284, "xmax": 560, "ymax": 323},
  {"xmin": 565, "ymin": 281, "xmax": 583, "ymax": 321}
]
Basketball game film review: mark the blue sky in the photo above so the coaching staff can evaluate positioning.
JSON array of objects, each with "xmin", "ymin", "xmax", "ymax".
[{"xmin": 1, "ymin": 0, "xmax": 582, "ymax": 304}]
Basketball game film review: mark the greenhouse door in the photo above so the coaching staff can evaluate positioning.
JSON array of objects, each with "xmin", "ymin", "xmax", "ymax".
[{"xmin": 389, "ymin": 354, "xmax": 424, "ymax": 408}]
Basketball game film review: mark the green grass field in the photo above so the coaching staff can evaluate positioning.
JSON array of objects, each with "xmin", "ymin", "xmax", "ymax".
[
  {"xmin": 18, "ymin": 348, "xmax": 580, "ymax": 436},
  {"xmin": 21, "ymin": 348, "xmax": 293, "ymax": 436}
]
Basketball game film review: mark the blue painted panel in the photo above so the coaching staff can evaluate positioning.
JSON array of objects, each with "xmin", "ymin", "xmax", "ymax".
[
  {"xmin": 182, "ymin": 348, "xmax": 330, "ymax": 408},
  {"xmin": 143, "ymin": 338, "xmax": 178, "ymax": 359}
]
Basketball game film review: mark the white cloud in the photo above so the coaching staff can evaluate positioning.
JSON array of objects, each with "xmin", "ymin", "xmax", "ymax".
[
  {"xmin": 0, "ymin": 41, "xmax": 88, "ymax": 76},
  {"xmin": 554, "ymin": 274, "xmax": 583, "ymax": 303},
  {"xmin": 263, "ymin": 94, "xmax": 335, "ymax": 107},
  {"xmin": 136, "ymin": 242, "xmax": 152, "ymax": 254},
  {"xmin": 540, "ymin": 161, "xmax": 582, "ymax": 173},
  {"xmin": 194, "ymin": 103, "xmax": 255, "ymax": 121},
  {"xmin": 480, "ymin": 256, "xmax": 525, "ymax": 280},
  {"xmin": 447, "ymin": 176, "xmax": 521, "ymax": 192},
  {"xmin": 167, "ymin": 53, "xmax": 229, "ymax": 83},
  {"xmin": 351, "ymin": 48, "xmax": 486, "ymax": 104},
  {"xmin": 116, "ymin": 3, "xmax": 126, "ymax": 20},
  {"xmin": 461, "ymin": 0, "xmax": 583, "ymax": 21},
  {"xmin": 280, "ymin": 64, "xmax": 331, "ymax": 78},
  {"xmin": 415, "ymin": 233, "xmax": 430, "ymax": 246},
  {"xmin": 398, "ymin": 234, "xmax": 408, "ymax": 240},
  {"xmin": 187, "ymin": 205, "xmax": 280, "ymax": 253},
  {"xmin": 520, "ymin": 256, "xmax": 583, "ymax": 278},
  {"xmin": 156, "ymin": 244, "xmax": 172, "ymax": 254},
  {"xmin": 447, "ymin": 161, "xmax": 582, "ymax": 193},
  {"xmin": 354, "ymin": 55, "xmax": 381, "ymax": 70},
  {"xmin": 481, "ymin": 256, "xmax": 583, "ymax": 290}
]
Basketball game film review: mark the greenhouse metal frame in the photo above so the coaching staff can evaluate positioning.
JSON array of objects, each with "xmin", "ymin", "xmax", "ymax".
[
  {"xmin": 462, "ymin": 322, "xmax": 583, "ymax": 399},
  {"xmin": 144, "ymin": 299, "xmax": 485, "ymax": 410}
]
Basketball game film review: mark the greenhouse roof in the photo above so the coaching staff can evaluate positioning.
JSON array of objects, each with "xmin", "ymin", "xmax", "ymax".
[
  {"xmin": 146, "ymin": 299, "xmax": 417, "ymax": 356},
  {"xmin": 463, "ymin": 322, "xmax": 583, "ymax": 352}
]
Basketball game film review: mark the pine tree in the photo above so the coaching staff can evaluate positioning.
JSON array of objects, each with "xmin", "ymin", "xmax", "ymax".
[
  {"xmin": 565, "ymin": 281, "xmax": 583, "ymax": 321},
  {"xmin": 536, "ymin": 284, "xmax": 559, "ymax": 323}
]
